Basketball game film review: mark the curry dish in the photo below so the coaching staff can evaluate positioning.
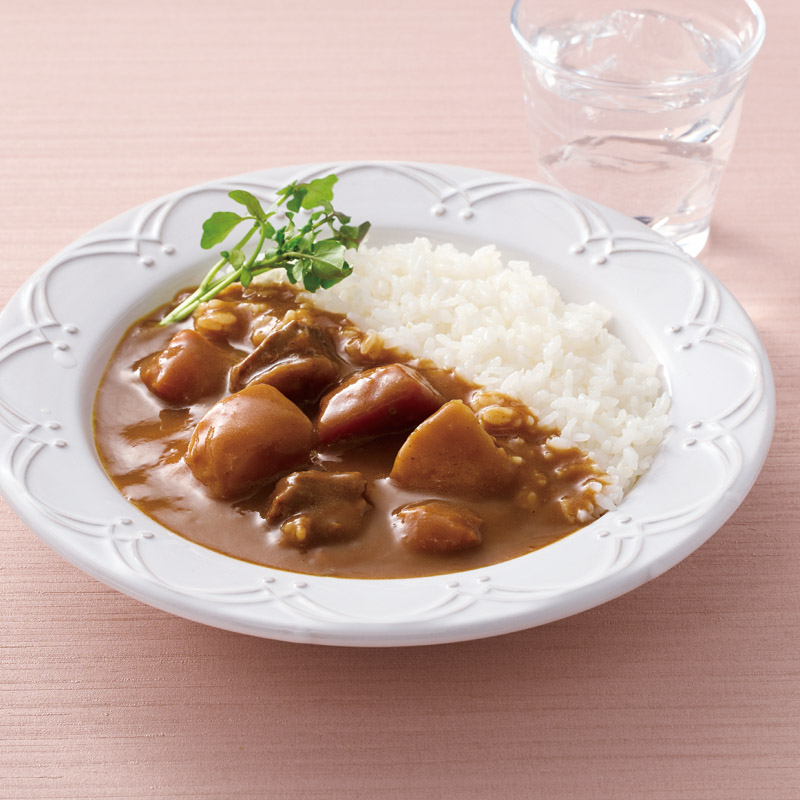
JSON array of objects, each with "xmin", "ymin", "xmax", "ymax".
[{"xmin": 93, "ymin": 283, "xmax": 603, "ymax": 578}]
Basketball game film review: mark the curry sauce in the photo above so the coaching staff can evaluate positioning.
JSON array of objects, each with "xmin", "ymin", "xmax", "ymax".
[{"xmin": 93, "ymin": 283, "xmax": 604, "ymax": 578}]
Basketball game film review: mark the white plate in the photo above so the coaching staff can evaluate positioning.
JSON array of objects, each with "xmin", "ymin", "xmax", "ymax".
[{"xmin": 0, "ymin": 162, "xmax": 774, "ymax": 646}]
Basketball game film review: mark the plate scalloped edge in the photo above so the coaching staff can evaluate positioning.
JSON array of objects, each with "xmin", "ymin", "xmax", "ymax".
[{"xmin": 0, "ymin": 161, "xmax": 776, "ymax": 645}]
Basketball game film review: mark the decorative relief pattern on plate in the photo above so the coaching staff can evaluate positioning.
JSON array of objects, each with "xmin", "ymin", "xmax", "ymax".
[{"xmin": 0, "ymin": 162, "xmax": 773, "ymax": 640}]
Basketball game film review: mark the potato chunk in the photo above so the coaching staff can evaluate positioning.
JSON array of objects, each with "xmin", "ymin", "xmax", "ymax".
[
  {"xmin": 317, "ymin": 364, "xmax": 443, "ymax": 446},
  {"xmin": 185, "ymin": 384, "xmax": 313, "ymax": 499},
  {"xmin": 390, "ymin": 400, "xmax": 514, "ymax": 497},
  {"xmin": 139, "ymin": 329, "xmax": 231, "ymax": 405},
  {"xmin": 266, "ymin": 471, "xmax": 370, "ymax": 549},
  {"xmin": 393, "ymin": 500, "xmax": 483, "ymax": 554}
]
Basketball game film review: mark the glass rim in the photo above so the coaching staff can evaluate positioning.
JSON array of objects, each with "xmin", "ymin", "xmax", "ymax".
[{"xmin": 510, "ymin": 0, "xmax": 766, "ymax": 92}]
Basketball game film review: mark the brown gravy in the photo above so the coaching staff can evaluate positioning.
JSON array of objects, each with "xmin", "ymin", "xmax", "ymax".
[{"xmin": 93, "ymin": 284, "xmax": 603, "ymax": 578}]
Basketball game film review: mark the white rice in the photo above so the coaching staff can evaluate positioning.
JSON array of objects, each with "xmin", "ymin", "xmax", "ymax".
[{"xmin": 302, "ymin": 238, "xmax": 670, "ymax": 511}]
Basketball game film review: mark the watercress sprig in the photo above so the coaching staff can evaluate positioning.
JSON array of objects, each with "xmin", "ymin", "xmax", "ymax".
[{"xmin": 159, "ymin": 174, "xmax": 370, "ymax": 326}]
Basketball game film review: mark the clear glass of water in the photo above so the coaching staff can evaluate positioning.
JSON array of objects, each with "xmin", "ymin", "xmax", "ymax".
[{"xmin": 510, "ymin": 0, "xmax": 765, "ymax": 255}]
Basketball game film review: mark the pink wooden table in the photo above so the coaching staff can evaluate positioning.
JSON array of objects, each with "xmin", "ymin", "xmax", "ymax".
[{"xmin": 2, "ymin": 1, "xmax": 798, "ymax": 797}]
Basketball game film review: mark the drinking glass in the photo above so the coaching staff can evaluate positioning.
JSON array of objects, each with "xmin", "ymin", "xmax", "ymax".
[{"xmin": 510, "ymin": 0, "xmax": 765, "ymax": 255}]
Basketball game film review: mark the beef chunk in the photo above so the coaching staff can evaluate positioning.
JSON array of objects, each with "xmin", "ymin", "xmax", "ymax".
[
  {"xmin": 185, "ymin": 383, "xmax": 313, "ymax": 499},
  {"xmin": 266, "ymin": 471, "xmax": 370, "ymax": 548},
  {"xmin": 390, "ymin": 400, "xmax": 514, "ymax": 497},
  {"xmin": 245, "ymin": 356, "xmax": 340, "ymax": 405},
  {"xmin": 317, "ymin": 364, "xmax": 443, "ymax": 446},
  {"xmin": 229, "ymin": 319, "xmax": 339, "ymax": 402},
  {"xmin": 393, "ymin": 500, "xmax": 483, "ymax": 554},
  {"xmin": 139, "ymin": 329, "xmax": 231, "ymax": 405}
]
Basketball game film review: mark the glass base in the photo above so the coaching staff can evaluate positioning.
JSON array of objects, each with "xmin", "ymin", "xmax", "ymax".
[{"xmin": 645, "ymin": 219, "xmax": 710, "ymax": 258}]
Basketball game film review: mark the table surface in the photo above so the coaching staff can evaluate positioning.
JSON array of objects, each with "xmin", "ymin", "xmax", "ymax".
[{"xmin": 2, "ymin": 1, "xmax": 798, "ymax": 798}]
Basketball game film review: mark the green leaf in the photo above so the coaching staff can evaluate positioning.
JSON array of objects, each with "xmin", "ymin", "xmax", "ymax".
[
  {"xmin": 228, "ymin": 190, "xmax": 267, "ymax": 221},
  {"xmin": 275, "ymin": 181, "xmax": 297, "ymax": 202},
  {"xmin": 258, "ymin": 244, "xmax": 279, "ymax": 263},
  {"xmin": 302, "ymin": 270, "xmax": 322, "ymax": 292},
  {"xmin": 276, "ymin": 181, "xmax": 308, "ymax": 213},
  {"xmin": 240, "ymin": 267, "xmax": 253, "ymax": 287},
  {"xmin": 319, "ymin": 276, "xmax": 342, "ymax": 289},
  {"xmin": 286, "ymin": 259, "xmax": 304, "ymax": 284},
  {"xmin": 301, "ymin": 175, "xmax": 338, "ymax": 209},
  {"xmin": 261, "ymin": 219, "xmax": 276, "ymax": 240},
  {"xmin": 312, "ymin": 239, "xmax": 346, "ymax": 270},
  {"xmin": 285, "ymin": 190, "xmax": 305, "ymax": 213},
  {"xmin": 200, "ymin": 211, "xmax": 244, "ymax": 249},
  {"xmin": 311, "ymin": 262, "xmax": 341, "ymax": 280},
  {"xmin": 228, "ymin": 247, "xmax": 245, "ymax": 268},
  {"xmin": 319, "ymin": 264, "xmax": 352, "ymax": 289},
  {"xmin": 338, "ymin": 221, "xmax": 371, "ymax": 249},
  {"xmin": 298, "ymin": 232, "xmax": 316, "ymax": 252}
]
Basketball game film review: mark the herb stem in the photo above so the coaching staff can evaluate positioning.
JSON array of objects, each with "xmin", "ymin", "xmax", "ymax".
[
  {"xmin": 180, "ymin": 250, "xmax": 284, "ymax": 314},
  {"xmin": 199, "ymin": 228, "xmax": 252, "ymax": 293},
  {"xmin": 159, "ymin": 223, "xmax": 259, "ymax": 326},
  {"xmin": 244, "ymin": 226, "xmax": 268, "ymax": 272},
  {"xmin": 250, "ymin": 250, "xmax": 324, "ymax": 269}
]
